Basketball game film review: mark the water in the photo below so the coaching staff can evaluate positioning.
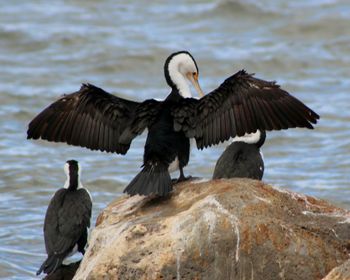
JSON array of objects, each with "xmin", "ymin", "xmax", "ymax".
[{"xmin": 1, "ymin": 0, "xmax": 349, "ymax": 278}]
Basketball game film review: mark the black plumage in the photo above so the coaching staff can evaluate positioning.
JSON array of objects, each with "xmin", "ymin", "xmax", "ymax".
[
  {"xmin": 43, "ymin": 261, "xmax": 81, "ymax": 280},
  {"xmin": 27, "ymin": 51, "xmax": 319, "ymax": 196},
  {"xmin": 124, "ymin": 92, "xmax": 190, "ymax": 196},
  {"xmin": 213, "ymin": 130, "xmax": 266, "ymax": 180},
  {"xmin": 172, "ymin": 70, "xmax": 319, "ymax": 149},
  {"xmin": 37, "ymin": 160, "xmax": 92, "ymax": 276}
]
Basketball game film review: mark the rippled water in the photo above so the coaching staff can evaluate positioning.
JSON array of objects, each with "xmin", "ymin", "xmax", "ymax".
[{"xmin": 1, "ymin": 0, "xmax": 349, "ymax": 278}]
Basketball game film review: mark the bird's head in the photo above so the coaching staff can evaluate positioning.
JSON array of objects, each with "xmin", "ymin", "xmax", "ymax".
[{"xmin": 164, "ymin": 51, "xmax": 204, "ymax": 98}]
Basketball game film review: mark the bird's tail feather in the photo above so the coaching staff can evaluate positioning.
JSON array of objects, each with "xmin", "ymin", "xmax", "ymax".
[
  {"xmin": 124, "ymin": 163, "xmax": 172, "ymax": 196},
  {"xmin": 36, "ymin": 254, "xmax": 62, "ymax": 276}
]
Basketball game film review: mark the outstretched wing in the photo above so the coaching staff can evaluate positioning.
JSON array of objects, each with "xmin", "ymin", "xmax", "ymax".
[
  {"xmin": 27, "ymin": 84, "xmax": 159, "ymax": 154},
  {"xmin": 172, "ymin": 70, "xmax": 320, "ymax": 149}
]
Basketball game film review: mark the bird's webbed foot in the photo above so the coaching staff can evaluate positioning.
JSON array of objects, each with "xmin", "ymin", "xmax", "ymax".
[{"xmin": 172, "ymin": 167, "xmax": 192, "ymax": 184}]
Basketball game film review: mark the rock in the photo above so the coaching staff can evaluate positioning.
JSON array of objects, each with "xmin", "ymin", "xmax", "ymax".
[
  {"xmin": 74, "ymin": 178, "xmax": 350, "ymax": 280},
  {"xmin": 323, "ymin": 259, "xmax": 350, "ymax": 280}
]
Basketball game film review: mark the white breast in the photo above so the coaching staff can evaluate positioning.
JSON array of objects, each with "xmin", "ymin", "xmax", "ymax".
[{"xmin": 168, "ymin": 157, "xmax": 179, "ymax": 173}]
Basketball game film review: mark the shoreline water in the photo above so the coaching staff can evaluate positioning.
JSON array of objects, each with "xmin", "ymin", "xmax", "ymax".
[{"xmin": 1, "ymin": 0, "xmax": 349, "ymax": 278}]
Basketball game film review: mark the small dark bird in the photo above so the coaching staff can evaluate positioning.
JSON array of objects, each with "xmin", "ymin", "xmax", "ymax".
[
  {"xmin": 37, "ymin": 160, "xmax": 92, "ymax": 276},
  {"xmin": 213, "ymin": 130, "xmax": 266, "ymax": 180},
  {"xmin": 27, "ymin": 51, "xmax": 319, "ymax": 197}
]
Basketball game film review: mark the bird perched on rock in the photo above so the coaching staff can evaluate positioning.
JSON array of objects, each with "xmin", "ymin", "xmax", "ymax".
[
  {"xmin": 213, "ymin": 130, "xmax": 265, "ymax": 180},
  {"xmin": 37, "ymin": 160, "xmax": 92, "ymax": 276},
  {"xmin": 27, "ymin": 51, "xmax": 319, "ymax": 197}
]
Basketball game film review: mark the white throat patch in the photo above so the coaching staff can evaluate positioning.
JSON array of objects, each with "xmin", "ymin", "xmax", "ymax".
[
  {"xmin": 168, "ymin": 157, "xmax": 179, "ymax": 173},
  {"xmin": 168, "ymin": 53, "xmax": 196, "ymax": 98}
]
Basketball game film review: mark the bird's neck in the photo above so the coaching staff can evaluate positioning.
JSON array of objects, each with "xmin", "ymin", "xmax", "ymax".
[
  {"xmin": 231, "ymin": 130, "xmax": 265, "ymax": 147},
  {"xmin": 256, "ymin": 130, "xmax": 266, "ymax": 148},
  {"xmin": 64, "ymin": 174, "xmax": 82, "ymax": 190},
  {"xmin": 168, "ymin": 68, "xmax": 192, "ymax": 98}
]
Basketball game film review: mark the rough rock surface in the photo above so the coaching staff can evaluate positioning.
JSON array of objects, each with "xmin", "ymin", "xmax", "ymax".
[
  {"xmin": 323, "ymin": 259, "xmax": 350, "ymax": 280},
  {"xmin": 74, "ymin": 178, "xmax": 350, "ymax": 280}
]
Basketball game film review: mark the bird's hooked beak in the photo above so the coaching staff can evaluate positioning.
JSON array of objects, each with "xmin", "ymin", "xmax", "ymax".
[{"xmin": 186, "ymin": 72, "xmax": 204, "ymax": 98}]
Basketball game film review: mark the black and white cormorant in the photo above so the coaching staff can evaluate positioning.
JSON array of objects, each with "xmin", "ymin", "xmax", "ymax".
[
  {"xmin": 37, "ymin": 160, "xmax": 92, "ymax": 276},
  {"xmin": 213, "ymin": 130, "xmax": 266, "ymax": 180},
  {"xmin": 27, "ymin": 51, "xmax": 319, "ymax": 197}
]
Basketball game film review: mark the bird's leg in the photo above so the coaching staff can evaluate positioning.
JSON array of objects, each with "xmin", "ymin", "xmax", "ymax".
[
  {"xmin": 176, "ymin": 166, "xmax": 192, "ymax": 183},
  {"xmin": 178, "ymin": 166, "xmax": 186, "ymax": 181}
]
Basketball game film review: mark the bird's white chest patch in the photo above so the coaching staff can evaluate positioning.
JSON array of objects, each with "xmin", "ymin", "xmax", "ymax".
[
  {"xmin": 84, "ymin": 187, "xmax": 93, "ymax": 206},
  {"xmin": 168, "ymin": 157, "xmax": 179, "ymax": 173},
  {"xmin": 62, "ymin": 244, "xmax": 82, "ymax": 265},
  {"xmin": 259, "ymin": 150, "xmax": 264, "ymax": 161}
]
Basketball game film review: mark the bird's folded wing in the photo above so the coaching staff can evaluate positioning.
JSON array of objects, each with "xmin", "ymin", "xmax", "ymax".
[
  {"xmin": 172, "ymin": 70, "xmax": 320, "ymax": 149},
  {"xmin": 43, "ymin": 189, "xmax": 66, "ymax": 255},
  {"xmin": 54, "ymin": 190, "xmax": 92, "ymax": 255}
]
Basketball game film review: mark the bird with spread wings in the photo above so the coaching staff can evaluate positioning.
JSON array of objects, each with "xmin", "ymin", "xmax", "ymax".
[{"xmin": 27, "ymin": 51, "xmax": 319, "ymax": 196}]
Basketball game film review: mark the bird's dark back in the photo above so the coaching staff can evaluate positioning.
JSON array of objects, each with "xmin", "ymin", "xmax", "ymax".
[
  {"xmin": 44, "ymin": 188, "xmax": 91, "ymax": 255},
  {"xmin": 144, "ymin": 93, "xmax": 190, "ymax": 166},
  {"xmin": 213, "ymin": 142, "xmax": 264, "ymax": 180}
]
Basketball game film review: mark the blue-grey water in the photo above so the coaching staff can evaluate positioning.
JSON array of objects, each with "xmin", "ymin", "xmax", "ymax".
[{"xmin": 1, "ymin": 0, "xmax": 349, "ymax": 279}]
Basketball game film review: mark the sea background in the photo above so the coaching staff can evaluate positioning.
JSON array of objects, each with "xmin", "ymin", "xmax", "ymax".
[{"xmin": 0, "ymin": 0, "xmax": 349, "ymax": 278}]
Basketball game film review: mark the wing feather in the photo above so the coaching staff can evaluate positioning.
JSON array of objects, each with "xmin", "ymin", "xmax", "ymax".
[
  {"xmin": 172, "ymin": 70, "xmax": 319, "ymax": 149},
  {"xmin": 220, "ymin": 113, "xmax": 226, "ymax": 140},
  {"xmin": 27, "ymin": 84, "xmax": 161, "ymax": 154},
  {"xmin": 83, "ymin": 114, "xmax": 93, "ymax": 148},
  {"xmin": 228, "ymin": 108, "xmax": 237, "ymax": 138},
  {"xmin": 268, "ymin": 100, "xmax": 288, "ymax": 129},
  {"xmin": 77, "ymin": 113, "xmax": 89, "ymax": 146},
  {"xmin": 261, "ymin": 99, "xmax": 280, "ymax": 129},
  {"xmin": 65, "ymin": 111, "xmax": 78, "ymax": 145},
  {"xmin": 214, "ymin": 115, "xmax": 219, "ymax": 144},
  {"xmin": 234, "ymin": 104, "xmax": 244, "ymax": 135},
  {"xmin": 97, "ymin": 121, "xmax": 103, "ymax": 150},
  {"xmin": 52, "ymin": 112, "xmax": 67, "ymax": 141}
]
